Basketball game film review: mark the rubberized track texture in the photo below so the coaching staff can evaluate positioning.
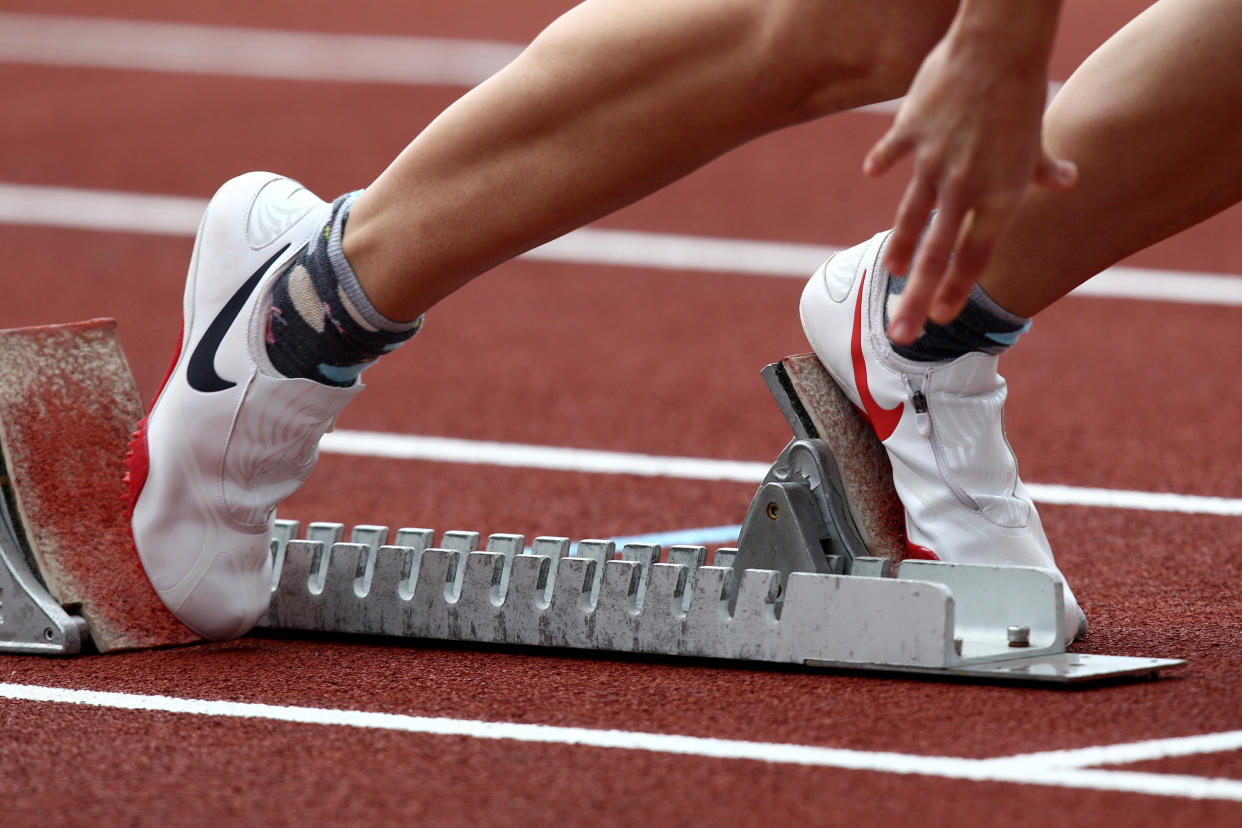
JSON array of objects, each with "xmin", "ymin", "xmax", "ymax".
[{"xmin": 0, "ymin": 1, "xmax": 1240, "ymax": 825}]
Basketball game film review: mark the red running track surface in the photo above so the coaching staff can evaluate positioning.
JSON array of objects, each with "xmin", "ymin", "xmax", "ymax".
[{"xmin": 1, "ymin": 1, "xmax": 1240, "ymax": 824}]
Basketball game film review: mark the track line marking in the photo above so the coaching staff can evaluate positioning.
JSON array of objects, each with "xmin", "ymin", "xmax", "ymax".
[
  {"xmin": 0, "ymin": 12, "xmax": 522, "ymax": 87},
  {"xmin": 2, "ymin": 184, "xmax": 206, "ymax": 237},
  {"xmin": 1020, "ymin": 483, "xmax": 1242, "ymax": 516},
  {"xmin": 0, "ymin": 13, "xmax": 1063, "ymax": 113},
  {"xmin": 0, "ymin": 682, "xmax": 1238, "ymax": 801},
  {"xmin": 322, "ymin": 431, "xmax": 768, "ymax": 482},
  {"xmin": 317, "ymin": 430, "xmax": 1242, "ymax": 517},
  {"xmin": 3, "ymin": 182, "xmax": 1241, "ymax": 306},
  {"xmin": 1001, "ymin": 730, "xmax": 1242, "ymax": 770}
]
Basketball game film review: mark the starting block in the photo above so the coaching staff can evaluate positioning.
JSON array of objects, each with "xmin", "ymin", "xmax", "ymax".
[
  {"xmin": 0, "ymin": 321, "xmax": 196, "ymax": 652},
  {"xmin": 0, "ymin": 320, "xmax": 1185, "ymax": 684}
]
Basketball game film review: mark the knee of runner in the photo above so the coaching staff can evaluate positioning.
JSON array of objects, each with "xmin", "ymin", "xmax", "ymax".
[{"xmin": 753, "ymin": 0, "xmax": 955, "ymax": 120}]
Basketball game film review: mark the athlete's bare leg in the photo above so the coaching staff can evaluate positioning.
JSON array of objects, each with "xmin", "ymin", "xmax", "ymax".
[
  {"xmin": 929, "ymin": 0, "xmax": 1242, "ymax": 324},
  {"xmin": 344, "ymin": 0, "xmax": 959, "ymax": 322}
]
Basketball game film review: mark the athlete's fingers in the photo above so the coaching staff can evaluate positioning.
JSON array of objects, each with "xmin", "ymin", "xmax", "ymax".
[
  {"xmin": 910, "ymin": 198, "xmax": 965, "ymax": 289},
  {"xmin": 889, "ymin": 205, "xmax": 963, "ymax": 344},
  {"xmin": 901, "ymin": 201, "xmax": 967, "ymax": 331},
  {"xmin": 929, "ymin": 207, "xmax": 1005, "ymax": 324},
  {"xmin": 863, "ymin": 127, "xmax": 913, "ymax": 179},
  {"xmin": 888, "ymin": 270, "xmax": 937, "ymax": 346},
  {"xmin": 926, "ymin": 213, "xmax": 988, "ymax": 323},
  {"xmin": 1031, "ymin": 152, "xmax": 1078, "ymax": 191},
  {"xmin": 883, "ymin": 173, "xmax": 937, "ymax": 279}
]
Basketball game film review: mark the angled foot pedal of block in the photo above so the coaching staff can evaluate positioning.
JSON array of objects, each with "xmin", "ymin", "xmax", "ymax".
[
  {"xmin": 731, "ymin": 354, "xmax": 908, "ymax": 586},
  {"xmin": 765, "ymin": 354, "xmax": 908, "ymax": 563},
  {"xmin": 0, "ymin": 320, "xmax": 198, "ymax": 652}
]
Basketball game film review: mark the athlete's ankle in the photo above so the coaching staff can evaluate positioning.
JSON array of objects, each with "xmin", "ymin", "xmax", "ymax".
[
  {"xmin": 265, "ymin": 192, "xmax": 422, "ymax": 387},
  {"xmin": 884, "ymin": 277, "xmax": 1030, "ymax": 362}
]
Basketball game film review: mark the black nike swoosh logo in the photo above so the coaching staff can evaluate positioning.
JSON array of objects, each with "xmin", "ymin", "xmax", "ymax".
[{"xmin": 187, "ymin": 245, "xmax": 289, "ymax": 393}]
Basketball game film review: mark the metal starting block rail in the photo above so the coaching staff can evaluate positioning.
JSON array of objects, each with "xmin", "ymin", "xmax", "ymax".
[
  {"xmin": 0, "ymin": 321, "xmax": 1189, "ymax": 683},
  {"xmin": 256, "ymin": 354, "xmax": 1183, "ymax": 684},
  {"xmin": 259, "ymin": 520, "xmax": 1182, "ymax": 684}
]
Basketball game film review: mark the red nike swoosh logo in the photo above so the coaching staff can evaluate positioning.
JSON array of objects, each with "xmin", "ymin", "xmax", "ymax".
[{"xmin": 851, "ymin": 269, "xmax": 903, "ymax": 441}]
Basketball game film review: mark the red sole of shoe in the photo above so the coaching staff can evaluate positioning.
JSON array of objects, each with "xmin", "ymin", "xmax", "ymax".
[{"xmin": 122, "ymin": 320, "xmax": 185, "ymax": 519}]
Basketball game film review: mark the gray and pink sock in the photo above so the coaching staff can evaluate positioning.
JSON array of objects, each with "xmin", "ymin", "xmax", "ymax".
[{"xmin": 265, "ymin": 192, "xmax": 421, "ymax": 387}]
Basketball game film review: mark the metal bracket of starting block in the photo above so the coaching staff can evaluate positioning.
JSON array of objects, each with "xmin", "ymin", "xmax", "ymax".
[
  {"xmin": 0, "ymin": 471, "xmax": 88, "ymax": 655},
  {"xmin": 733, "ymin": 438, "xmax": 871, "ymax": 585},
  {"xmin": 259, "ymin": 520, "xmax": 1184, "ymax": 684}
]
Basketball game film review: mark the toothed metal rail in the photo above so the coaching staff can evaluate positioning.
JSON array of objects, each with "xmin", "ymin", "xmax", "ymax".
[
  {"xmin": 255, "ymin": 356, "xmax": 1185, "ymax": 683},
  {"xmin": 258, "ymin": 520, "xmax": 1183, "ymax": 683}
]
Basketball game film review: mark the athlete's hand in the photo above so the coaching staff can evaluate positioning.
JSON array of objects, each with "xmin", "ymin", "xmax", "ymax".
[{"xmin": 865, "ymin": 1, "xmax": 1076, "ymax": 344}]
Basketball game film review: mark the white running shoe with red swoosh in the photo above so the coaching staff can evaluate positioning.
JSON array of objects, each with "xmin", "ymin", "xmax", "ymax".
[
  {"xmin": 125, "ymin": 172, "xmax": 363, "ymax": 640},
  {"xmin": 799, "ymin": 230, "xmax": 1085, "ymax": 643}
]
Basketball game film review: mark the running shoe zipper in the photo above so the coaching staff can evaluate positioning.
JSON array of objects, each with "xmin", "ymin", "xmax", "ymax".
[{"xmin": 905, "ymin": 373, "xmax": 981, "ymax": 512}]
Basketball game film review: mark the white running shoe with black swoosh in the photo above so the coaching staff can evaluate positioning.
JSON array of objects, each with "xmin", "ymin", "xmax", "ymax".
[
  {"xmin": 799, "ymin": 230, "xmax": 1086, "ymax": 643},
  {"xmin": 125, "ymin": 172, "xmax": 362, "ymax": 640}
]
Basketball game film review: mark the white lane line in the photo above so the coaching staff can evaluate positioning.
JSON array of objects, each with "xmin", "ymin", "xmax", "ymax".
[
  {"xmin": 2, "ymin": 184, "xmax": 207, "ymax": 237},
  {"xmin": 1, "ymin": 682, "xmax": 1238, "ymax": 801},
  {"xmin": 523, "ymin": 225, "xmax": 837, "ymax": 277},
  {"xmin": 0, "ymin": 182, "xmax": 839, "ymax": 274},
  {"xmin": 319, "ymin": 430, "xmax": 1242, "ymax": 517},
  {"xmin": 0, "ymin": 12, "xmax": 521, "ymax": 87},
  {"xmin": 999, "ymin": 730, "xmax": 1242, "ymax": 770},
  {"xmin": 1023, "ymin": 483, "xmax": 1242, "ymax": 517},
  {"xmin": 0, "ymin": 13, "xmax": 1065, "ymax": 112},
  {"xmin": 4, "ymin": 182, "xmax": 1242, "ymax": 306},
  {"xmin": 321, "ymin": 431, "xmax": 768, "ymax": 483}
]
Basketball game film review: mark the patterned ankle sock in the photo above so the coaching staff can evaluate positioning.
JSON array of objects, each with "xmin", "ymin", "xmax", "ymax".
[
  {"xmin": 884, "ymin": 276, "xmax": 1030, "ymax": 362},
  {"xmin": 265, "ymin": 192, "xmax": 422, "ymax": 387}
]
